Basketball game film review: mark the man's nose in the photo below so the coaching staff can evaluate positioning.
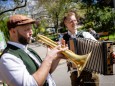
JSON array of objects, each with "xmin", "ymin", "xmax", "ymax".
[
  {"xmin": 74, "ymin": 20, "xmax": 77, "ymax": 24},
  {"xmin": 72, "ymin": 21, "xmax": 77, "ymax": 25}
]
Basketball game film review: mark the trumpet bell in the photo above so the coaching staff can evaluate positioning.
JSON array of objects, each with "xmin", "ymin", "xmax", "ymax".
[{"xmin": 74, "ymin": 52, "xmax": 92, "ymax": 77}]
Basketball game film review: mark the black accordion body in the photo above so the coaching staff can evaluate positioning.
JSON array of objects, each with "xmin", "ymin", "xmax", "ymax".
[{"xmin": 68, "ymin": 38, "xmax": 114, "ymax": 75}]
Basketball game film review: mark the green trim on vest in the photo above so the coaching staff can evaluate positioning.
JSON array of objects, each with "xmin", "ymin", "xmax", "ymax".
[
  {"xmin": 7, "ymin": 44, "xmax": 39, "ymax": 74},
  {"xmin": 1, "ymin": 44, "xmax": 49, "ymax": 86}
]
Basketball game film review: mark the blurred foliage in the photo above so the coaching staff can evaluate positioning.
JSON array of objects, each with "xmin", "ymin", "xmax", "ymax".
[
  {"xmin": 0, "ymin": 0, "xmax": 115, "ymax": 41},
  {"xmin": 0, "ymin": 18, "xmax": 9, "ymax": 41},
  {"xmin": 80, "ymin": 4, "xmax": 115, "ymax": 34}
]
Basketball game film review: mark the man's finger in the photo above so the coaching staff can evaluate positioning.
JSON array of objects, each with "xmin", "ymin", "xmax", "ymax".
[{"xmin": 61, "ymin": 38, "xmax": 66, "ymax": 48}]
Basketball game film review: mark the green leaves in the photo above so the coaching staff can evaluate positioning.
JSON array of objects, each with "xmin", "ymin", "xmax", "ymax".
[
  {"xmin": 0, "ymin": 18, "xmax": 9, "ymax": 41},
  {"xmin": 82, "ymin": 5, "xmax": 114, "ymax": 33}
]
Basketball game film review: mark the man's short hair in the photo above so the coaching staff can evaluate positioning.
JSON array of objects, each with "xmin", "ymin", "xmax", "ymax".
[{"xmin": 60, "ymin": 10, "xmax": 79, "ymax": 27}]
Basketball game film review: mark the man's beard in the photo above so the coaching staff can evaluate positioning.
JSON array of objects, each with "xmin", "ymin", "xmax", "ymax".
[{"xmin": 17, "ymin": 31, "xmax": 30, "ymax": 45}]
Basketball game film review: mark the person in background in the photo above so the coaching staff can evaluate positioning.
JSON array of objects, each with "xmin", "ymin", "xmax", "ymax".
[
  {"xmin": 61, "ymin": 11, "xmax": 97, "ymax": 86},
  {"xmin": 0, "ymin": 14, "xmax": 67, "ymax": 86},
  {"xmin": 89, "ymin": 28, "xmax": 96, "ymax": 35},
  {"xmin": 89, "ymin": 28, "xmax": 100, "ymax": 40}
]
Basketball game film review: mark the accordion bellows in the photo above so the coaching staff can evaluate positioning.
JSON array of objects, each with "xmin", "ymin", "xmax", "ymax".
[{"xmin": 69, "ymin": 38, "xmax": 114, "ymax": 75}]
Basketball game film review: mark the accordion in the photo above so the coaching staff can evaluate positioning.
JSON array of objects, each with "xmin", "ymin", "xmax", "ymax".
[{"xmin": 68, "ymin": 38, "xmax": 115, "ymax": 75}]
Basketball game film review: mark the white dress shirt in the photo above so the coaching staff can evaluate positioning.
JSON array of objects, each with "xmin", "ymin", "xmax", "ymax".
[
  {"xmin": 0, "ymin": 41, "xmax": 56, "ymax": 86},
  {"xmin": 68, "ymin": 30, "xmax": 97, "ymax": 41}
]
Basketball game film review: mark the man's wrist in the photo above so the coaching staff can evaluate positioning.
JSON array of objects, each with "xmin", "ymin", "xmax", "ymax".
[{"xmin": 44, "ymin": 56, "xmax": 53, "ymax": 66}]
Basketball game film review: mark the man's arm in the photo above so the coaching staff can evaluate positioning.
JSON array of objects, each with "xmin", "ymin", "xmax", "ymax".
[
  {"xmin": 83, "ymin": 32, "xmax": 97, "ymax": 41},
  {"xmin": 0, "ymin": 53, "xmax": 38, "ymax": 86},
  {"xmin": 33, "ymin": 55, "xmax": 53, "ymax": 86},
  {"xmin": 33, "ymin": 46, "xmax": 66, "ymax": 86}
]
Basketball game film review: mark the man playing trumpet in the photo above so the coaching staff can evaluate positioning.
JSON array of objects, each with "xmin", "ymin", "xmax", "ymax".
[{"xmin": 0, "ymin": 14, "xmax": 68, "ymax": 86}]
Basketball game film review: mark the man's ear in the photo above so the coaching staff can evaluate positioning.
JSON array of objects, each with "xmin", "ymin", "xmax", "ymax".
[
  {"xmin": 10, "ymin": 28, "xmax": 16, "ymax": 33},
  {"xmin": 64, "ymin": 21, "xmax": 66, "ymax": 25}
]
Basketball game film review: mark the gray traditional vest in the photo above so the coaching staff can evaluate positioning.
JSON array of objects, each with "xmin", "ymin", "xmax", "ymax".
[{"xmin": 1, "ymin": 43, "xmax": 48, "ymax": 86}]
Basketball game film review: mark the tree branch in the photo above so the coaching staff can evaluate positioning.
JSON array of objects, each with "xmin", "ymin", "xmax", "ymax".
[{"xmin": 0, "ymin": 0, "xmax": 27, "ymax": 15}]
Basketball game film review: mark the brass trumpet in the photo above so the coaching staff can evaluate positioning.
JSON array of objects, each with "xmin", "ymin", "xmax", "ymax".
[{"xmin": 37, "ymin": 34, "xmax": 91, "ymax": 76}]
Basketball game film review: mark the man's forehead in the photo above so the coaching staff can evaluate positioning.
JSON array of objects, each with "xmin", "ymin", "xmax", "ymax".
[{"xmin": 66, "ymin": 15, "xmax": 76, "ymax": 20}]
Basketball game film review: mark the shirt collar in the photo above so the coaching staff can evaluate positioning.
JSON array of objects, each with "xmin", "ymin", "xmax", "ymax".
[
  {"xmin": 8, "ymin": 41, "xmax": 28, "ymax": 51},
  {"xmin": 68, "ymin": 30, "xmax": 77, "ymax": 38}
]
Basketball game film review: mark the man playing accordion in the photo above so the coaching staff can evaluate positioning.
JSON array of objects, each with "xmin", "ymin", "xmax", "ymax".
[
  {"xmin": 60, "ymin": 11, "xmax": 115, "ymax": 86},
  {"xmin": 61, "ymin": 11, "xmax": 97, "ymax": 86}
]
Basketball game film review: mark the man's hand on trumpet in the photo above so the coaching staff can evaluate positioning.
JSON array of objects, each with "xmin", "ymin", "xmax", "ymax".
[
  {"xmin": 44, "ymin": 39, "xmax": 68, "ymax": 73},
  {"xmin": 47, "ymin": 45, "xmax": 68, "ymax": 59},
  {"xmin": 46, "ymin": 38, "xmax": 68, "ymax": 60},
  {"xmin": 57, "ymin": 38, "xmax": 68, "ymax": 48}
]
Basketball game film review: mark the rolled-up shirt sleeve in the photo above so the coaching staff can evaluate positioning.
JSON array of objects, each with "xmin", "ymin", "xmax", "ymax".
[
  {"xmin": 0, "ymin": 53, "xmax": 38, "ymax": 86},
  {"xmin": 82, "ymin": 32, "xmax": 97, "ymax": 41}
]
